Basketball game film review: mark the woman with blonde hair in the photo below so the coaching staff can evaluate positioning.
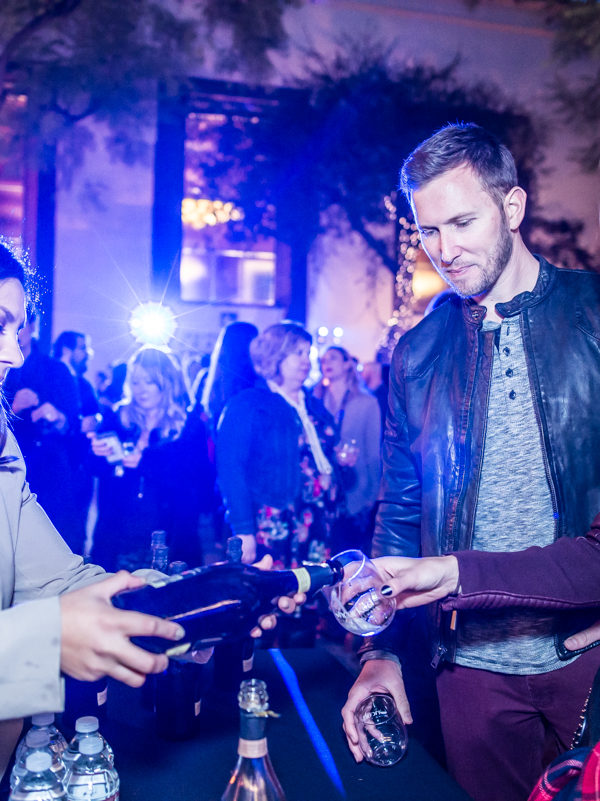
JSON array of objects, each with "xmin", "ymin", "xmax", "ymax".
[
  {"xmin": 89, "ymin": 346, "xmax": 210, "ymax": 570},
  {"xmin": 217, "ymin": 322, "xmax": 341, "ymax": 566}
]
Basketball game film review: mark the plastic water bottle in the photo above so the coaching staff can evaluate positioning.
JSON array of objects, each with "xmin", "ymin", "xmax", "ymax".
[
  {"xmin": 9, "ymin": 751, "xmax": 66, "ymax": 801},
  {"xmin": 62, "ymin": 717, "xmax": 114, "ymax": 771},
  {"xmin": 15, "ymin": 714, "xmax": 67, "ymax": 765},
  {"xmin": 11, "ymin": 731, "xmax": 64, "ymax": 790},
  {"xmin": 64, "ymin": 736, "xmax": 119, "ymax": 801}
]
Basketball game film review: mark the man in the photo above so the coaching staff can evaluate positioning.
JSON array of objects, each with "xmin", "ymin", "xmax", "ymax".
[
  {"xmin": 53, "ymin": 330, "xmax": 101, "ymax": 552},
  {"xmin": 3, "ymin": 311, "xmax": 83, "ymax": 553},
  {"xmin": 341, "ymin": 123, "xmax": 600, "ymax": 801},
  {"xmin": 53, "ymin": 330, "xmax": 100, "ymax": 433}
]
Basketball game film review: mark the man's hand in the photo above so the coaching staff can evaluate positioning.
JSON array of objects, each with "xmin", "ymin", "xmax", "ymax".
[
  {"xmin": 249, "ymin": 554, "xmax": 306, "ymax": 637},
  {"xmin": 342, "ymin": 659, "xmax": 412, "ymax": 761},
  {"xmin": 372, "ymin": 555, "xmax": 460, "ymax": 609},
  {"xmin": 31, "ymin": 402, "xmax": 67, "ymax": 431},
  {"xmin": 60, "ymin": 571, "xmax": 186, "ymax": 688},
  {"xmin": 564, "ymin": 621, "xmax": 600, "ymax": 652},
  {"xmin": 12, "ymin": 388, "xmax": 39, "ymax": 414}
]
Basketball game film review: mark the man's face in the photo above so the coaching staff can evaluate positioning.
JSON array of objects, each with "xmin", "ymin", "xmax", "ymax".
[
  {"xmin": 70, "ymin": 336, "xmax": 89, "ymax": 374},
  {"xmin": 412, "ymin": 164, "xmax": 513, "ymax": 299}
]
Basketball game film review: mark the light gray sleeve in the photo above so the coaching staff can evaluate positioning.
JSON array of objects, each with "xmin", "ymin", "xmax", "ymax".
[
  {"xmin": 0, "ymin": 433, "xmax": 106, "ymax": 719},
  {"xmin": 0, "ymin": 596, "xmax": 64, "ymax": 719},
  {"xmin": 8, "ymin": 434, "xmax": 106, "ymax": 604}
]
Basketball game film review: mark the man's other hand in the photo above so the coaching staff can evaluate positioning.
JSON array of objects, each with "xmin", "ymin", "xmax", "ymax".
[
  {"xmin": 564, "ymin": 621, "xmax": 600, "ymax": 652},
  {"xmin": 342, "ymin": 659, "xmax": 412, "ymax": 761}
]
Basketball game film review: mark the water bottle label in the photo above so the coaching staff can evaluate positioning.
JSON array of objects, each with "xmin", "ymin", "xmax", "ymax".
[
  {"xmin": 97, "ymin": 687, "xmax": 108, "ymax": 706},
  {"xmin": 194, "ymin": 700, "xmax": 202, "ymax": 717},
  {"xmin": 67, "ymin": 775, "xmax": 119, "ymax": 800},
  {"xmin": 238, "ymin": 738, "xmax": 267, "ymax": 758},
  {"xmin": 242, "ymin": 654, "xmax": 254, "ymax": 673}
]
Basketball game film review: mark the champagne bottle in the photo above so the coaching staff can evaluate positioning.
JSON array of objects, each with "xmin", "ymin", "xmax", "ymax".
[
  {"xmin": 214, "ymin": 538, "xmax": 255, "ymax": 695},
  {"xmin": 112, "ymin": 557, "xmax": 344, "ymax": 656},
  {"xmin": 154, "ymin": 559, "xmax": 206, "ymax": 740},
  {"xmin": 221, "ymin": 679, "xmax": 285, "ymax": 801}
]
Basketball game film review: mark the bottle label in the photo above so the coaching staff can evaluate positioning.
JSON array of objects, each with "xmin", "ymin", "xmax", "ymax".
[
  {"xmin": 242, "ymin": 653, "xmax": 254, "ymax": 673},
  {"xmin": 194, "ymin": 699, "xmax": 202, "ymax": 717},
  {"xmin": 290, "ymin": 567, "xmax": 311, "ymax": 594},
  {"xmin": 238, "ymin": 738, "xmax": 268, "ymax": 758},
  {"xmin": 67, "ymin": 780, "xmax": 119, "ymax": 801},
  {"xmin": 97, "ymin": 686, "xmax": 108, "ymax": 707}
]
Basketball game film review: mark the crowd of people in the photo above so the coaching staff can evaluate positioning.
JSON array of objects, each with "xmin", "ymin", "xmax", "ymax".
[
  {"xmin": 2, "ymin": 311, "xmax": 386, "ymax": 577},
  {"xmin": 1, "ymin": 119, "xmax": 600, "ymax": 801}
]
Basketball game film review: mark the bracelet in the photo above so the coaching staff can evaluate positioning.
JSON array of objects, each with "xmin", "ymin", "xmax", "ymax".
[{"xmin": 359, "ymin": 649, "xmax": 402, "ymax": 668}]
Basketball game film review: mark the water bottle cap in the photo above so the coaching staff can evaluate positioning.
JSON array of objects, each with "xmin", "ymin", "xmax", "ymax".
[
  {"xmin": 31, "ymin": 713, "xmax": 54, "ymax": 727},
  {"xmin": 75, "ymin": 716, "xmax": 99, "ymax": 733},
  {"xmin": 25, "ymin": 752, "xmax": 52, "ymax": 772},
  {"xmin": 79, "ymin": 736, "xmax": 103, "ymax": 756},
  {"xmin": 151, "ymin": 530, "xmax": 167, "ymax": 547},
  {"xmin": 25, "ymin": 730, "xmax": 50, "ymax": 747}
]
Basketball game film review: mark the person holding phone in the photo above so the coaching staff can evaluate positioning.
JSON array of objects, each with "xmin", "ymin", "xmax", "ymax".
[{"xmin": 88, "ymin": 347, "xmax": 211, "ymax": 570}]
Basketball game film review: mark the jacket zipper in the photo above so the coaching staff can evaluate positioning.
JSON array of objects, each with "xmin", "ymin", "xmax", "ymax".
[{"xmin": 520, "ymin": 314, "xmax": 560, "ymax": 537}]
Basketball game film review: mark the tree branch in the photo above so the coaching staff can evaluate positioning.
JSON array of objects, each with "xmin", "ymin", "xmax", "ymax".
[{"xmin": 0, "ymin": 0, "xmax": 84, "ymax": 102}]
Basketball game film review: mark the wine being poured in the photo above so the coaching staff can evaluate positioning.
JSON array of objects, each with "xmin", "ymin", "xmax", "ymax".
[
  {"xmin": 112, "ymin": 558, "xmax": 345, "ymax": 656},
  {"xmin": 322, "ymin": 550, "xmax": 396, "ymax": 637}
]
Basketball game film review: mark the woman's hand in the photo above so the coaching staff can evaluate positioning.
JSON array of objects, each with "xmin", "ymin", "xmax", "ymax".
[
  {"xmin": 122, "ymin": 448, "xmax": 143, "ymax": 469},
  {"xmin": 60, "ymin": 571, "xmax": 186, "ymax": 688}
]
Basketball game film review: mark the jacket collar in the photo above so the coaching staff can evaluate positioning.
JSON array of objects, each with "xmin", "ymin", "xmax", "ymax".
[{"xmin": 462, "ymin": 255, "xmax": 555, "ymax": 325}]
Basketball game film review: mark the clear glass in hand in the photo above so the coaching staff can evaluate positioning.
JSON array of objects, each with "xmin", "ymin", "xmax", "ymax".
[
  {"xmin": 355, "ymin": 693, "xmax": 407, "ymax": 767},
  {"xmin": 336, "ymin": 439, "xmax": 359, "ymax": 468},
  {"xmin": 322, "ymin": 550, "xmax": 396, "ymax": 636}
]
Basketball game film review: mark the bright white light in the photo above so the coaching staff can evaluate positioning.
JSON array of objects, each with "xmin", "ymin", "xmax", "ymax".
[
  {"xmin": 332, "ymin": 326, "xmax": 344, "ymax": 339},
  {"xmin": 317, "ymin": 326, "xmax": 329, "ymax": 338},
  {"xmin": 129, "ymin": 302, "xmax": 176, "ymax": 346}
]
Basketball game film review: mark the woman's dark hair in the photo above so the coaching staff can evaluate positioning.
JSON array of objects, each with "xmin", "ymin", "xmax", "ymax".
[
  {"xmin": 0, "ymin": 240, "xmax": 28, "ymax": 461},
  {"xmin": 400, "ymin": 122, "xmax": 518, "ymax": 209},
  {"xmin": 200, "ymin": 321, "xmax": 258, "ymax": 426}
]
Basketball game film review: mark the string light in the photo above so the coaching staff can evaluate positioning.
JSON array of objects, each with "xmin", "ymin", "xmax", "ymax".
[
  {"xmin": 377, "ymin": 199, "xmax": 422, "ymax": 360},
  {"xmin": 181, "ymin": 198, "xmax": 244, "ymax": 230}
]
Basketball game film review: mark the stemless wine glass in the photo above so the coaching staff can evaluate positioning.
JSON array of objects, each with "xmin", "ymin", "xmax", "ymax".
[
  {"xmin": 322, "ymin": 550, "xmax": 396, "ymax": 636},
  {"xmin": 355, "ymin": 693, "xmax": 408, "ymax": 767}
]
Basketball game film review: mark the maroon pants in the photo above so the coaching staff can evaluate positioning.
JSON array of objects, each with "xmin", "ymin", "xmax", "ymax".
[{"xmin": 436, "ymin": 646, "xmax": 600, "ymax": 801}]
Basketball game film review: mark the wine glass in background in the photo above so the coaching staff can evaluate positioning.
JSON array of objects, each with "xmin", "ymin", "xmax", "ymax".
[
  {"xmin": 355, "ymin": 693, "xmax": 408, "ymax": 767},
  {"xmin": 322, "ymin": 550, "xmax": 396, "ymax": 636}
]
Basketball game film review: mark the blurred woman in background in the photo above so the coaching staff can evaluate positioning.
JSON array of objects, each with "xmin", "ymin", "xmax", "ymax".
[
  {"xmin": 89, "ymin": 347, "xmax": 211, "ymax": 570},
  {"xmin": 313, "ymin": 346, "xmax": 381, "ymax": 553},
  {"xmin": 199, "ymin": 321, "xmax": 259, "ymax": 431},
  {"xmin": 217, "ymin": 322, "xmax": 342, "ymax": 566}
]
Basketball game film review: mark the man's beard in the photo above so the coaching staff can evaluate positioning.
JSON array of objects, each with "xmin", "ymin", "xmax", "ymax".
[{"xmin": 445, "ymin": 215, "xmax": 513, "ymax": 299}]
